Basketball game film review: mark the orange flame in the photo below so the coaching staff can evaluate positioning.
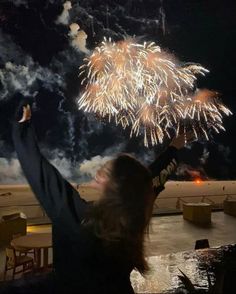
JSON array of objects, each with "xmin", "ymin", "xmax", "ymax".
[{"xmin": 194, "ymin": 178, "xmax": 202, "ymax": 185}]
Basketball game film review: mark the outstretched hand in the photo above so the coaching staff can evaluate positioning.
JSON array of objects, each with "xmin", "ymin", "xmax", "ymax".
[
  {"xmin": 169, "ymin": 132, "xmax": 195, "ymax": 150},
  {"xmin": 18, "ymin": 104, "xmax": 31, "ymax": 123}
]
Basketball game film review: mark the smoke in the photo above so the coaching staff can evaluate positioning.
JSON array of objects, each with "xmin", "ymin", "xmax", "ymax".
[
  {"xmin": 159, "ymin": 0, "xmax": 167, "ymax": 35},
  {"xmin": 76, "ymin": 142, "xmax": 125, "ymax": 182},
  {"xmin": 55, "ymin": 2, "xmax": 90, "ymax": 54},
  {"xmin": 137, "ymin": 149, "xmax": 155, "ymax": 166},
  {"xmin": 0, "ymin": 130, "xmax": 126, "ymax": 184},
  {"xmin": 0, "ymin": 143, "xmax": 124, "ymax": 184},
  {"xmin": 49, "ymin": 149, "xmax": 74, "ymax": 179},
  {"xmin": 0, "ymin": 31, "xmax": 65, "ymax": 101},
  {"xmin": 204, "ymin": 143, "xmax": 232, "ymax": 179},
  {"xmin": 0, "ymin": 151, "xmax": 75, "ymax": 184},
  {"xmin": 70, "ymin": 29, "xmax": 90, "ymax": 54},
  {"xmin": 175, "ymin": 144, "xmax": 211, "ymax": 180},
  {"xmin": 175, "ymin": 163, "xmax": 208, "ymax": 180},
  {"xmin": 69, "ymin": 23, "xmax": 81, "ymax": 37},
  {"xmin": 7, "ymin": 0, "xmax": 29, "ymax": 8},
  {"xmin": 199, "ymin": 147, "xmax": 210, "ymax": 165},
  {"xmin": 218, "ymin": 144, "xmax": 231, "ymax": 163},
  {"xmin": 0, "ymin": 29, "xmax": 27, "ymax": 65},
  {"xmin": 164, "ymin": 142, "xmax": 232, "ymax": 180},
  {"xmin": 102, "ymin": 142, "xmax": 125, "ymax": 157},
  {"xmin": 55, "ymin": 1, "xmax": 72, "ymax": 25},
  {"xmin": 0, "ymin": 158, "xmax": 26, "ymax": 183},
  {"xmin": 0, "ymin": 61, "xmax": 64, "ymax": 100},
  {"xmin": 79, "ymin": 155, "xmax": 113, "ymax": 179},
  {"xmin": 0, "ymin": 0, "xmax": 233, "ymax": 184}
]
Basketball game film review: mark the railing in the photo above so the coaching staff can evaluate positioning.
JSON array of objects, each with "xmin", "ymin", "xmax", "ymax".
[
  {"xmin": 153, "ymin": 193, "xmax": 236, "ymax": 211},
  {"xmin": 1, "ymin": 193, "xmax": 236, "ymax": 219},
  {"xmin": 0, "ymin": 203, "xmax": 40, "ymax": 208},
  {"xmin": 0, "ymin": 203, "xmax": 48, "ymax": 218}
]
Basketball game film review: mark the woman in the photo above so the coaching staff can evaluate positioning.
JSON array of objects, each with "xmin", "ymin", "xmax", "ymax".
[{"xmin": 8, "ymin": 105, "xmax": 187, "ymax": 293}]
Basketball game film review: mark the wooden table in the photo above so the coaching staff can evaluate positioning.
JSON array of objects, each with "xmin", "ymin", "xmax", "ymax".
[{"xmin": 11, "ymin": 233, "xmax": 52, "ymax": 269}]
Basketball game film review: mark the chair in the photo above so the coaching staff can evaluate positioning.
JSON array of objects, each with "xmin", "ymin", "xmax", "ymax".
[
  {"xmin": 195, "ymin": 239, "xmax": 210, "ymax": 250},
  {"xmin": 3, "ymin": 246, "xmax": 34, "ymax": 280},
  {"xmin": 12, "ymin": 233, "xmax": 35, "ymax": 258},
  {"xmin": 0, "ymin": 213, "xmax": 26, "ymax": 247}
]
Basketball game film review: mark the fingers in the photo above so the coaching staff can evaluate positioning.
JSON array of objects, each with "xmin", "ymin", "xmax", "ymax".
[
  {"xmin": 170, "ymin": 130, "xmax": 197, "ymax": 149},
  {"xmin": 185, "ymin": 131, "xmax": 197, "ymax": 143},
  {"xmin": 177, "ymin": 133, "xmax": 195, "ymax": 144},
  {"xmin": 18, "ymin": 107, "xmax": 26, "ymax": 123},
  {"xmin": 26, "ymin": 104, "xmax": 32, "ymax": 120},
  {"xmin": 18, "ymin": 104, "xmax": 31, "ymax": 123},
  {"xmin": 177, "ymin": 131, "xmax": 196, "ymax": 142}
]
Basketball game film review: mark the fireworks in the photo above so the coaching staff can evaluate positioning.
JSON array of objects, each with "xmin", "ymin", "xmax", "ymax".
[{"xmin": 78, "ymin": 39, "xmax": 232, "ymax": 146}]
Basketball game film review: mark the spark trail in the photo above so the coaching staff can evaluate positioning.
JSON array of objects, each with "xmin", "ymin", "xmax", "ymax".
[{"xmin": 78, "ymin": 39, "xmax": 232, "ymax": 147}]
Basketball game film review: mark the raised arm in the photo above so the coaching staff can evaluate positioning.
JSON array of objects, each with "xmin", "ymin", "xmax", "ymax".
[
  {"xmin": 12, "ymin": 105, "xmax": 87, "ymax": 221},
  {"xmin": 149, "ymin": 134, "xmax": 188, "ymax": 196}
]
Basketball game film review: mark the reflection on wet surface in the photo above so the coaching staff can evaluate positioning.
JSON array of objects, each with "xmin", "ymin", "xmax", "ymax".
[{"xmin": 131, "ymin": 244, "xmax": 236, "ymax": 293}]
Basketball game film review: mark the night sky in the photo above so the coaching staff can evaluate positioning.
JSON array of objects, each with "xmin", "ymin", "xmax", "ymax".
[{"xmin": 0, "ymin": 0, "xmax": 236, "ymax": 183}]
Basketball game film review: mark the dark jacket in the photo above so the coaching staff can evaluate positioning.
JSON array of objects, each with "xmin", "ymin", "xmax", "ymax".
[{"xmin": 11, "ymin": 121, "xmax": 178, "ymax": 294}]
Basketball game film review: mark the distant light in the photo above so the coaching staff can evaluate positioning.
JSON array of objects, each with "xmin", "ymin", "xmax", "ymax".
[
  {"xmin": 194, "ymin": 178, "xmax": 202, "ymax": 184},
  {"xmin": 27, "ymin": 225, "xmax": 52, "ymax": 234}
]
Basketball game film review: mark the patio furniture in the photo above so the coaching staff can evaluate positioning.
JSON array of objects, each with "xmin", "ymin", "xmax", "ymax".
[
  {"xmin": 0, "ymin": 213, "xmax": 27, "ymax": 247},
  {"xmin": 12, "ymin": 233, "xmax": 35, "ymax": 258},
  {"xmin": 11, "ymin": 233, "xmax": 52, "ymax": 269},
  {"xmin": 183, "ymin": 202, "xmax": 211, "ymax": 225},
  {"xmin": 224, "ymin": 199, "xmax": 236, "ymax": 217},
  {"xmin": 195, "ymin": 239, "xmax": 210, "ymax": 249},
  {"xmin": 3, "ymin": 246, "xmax": 34, "ymax": 280}
]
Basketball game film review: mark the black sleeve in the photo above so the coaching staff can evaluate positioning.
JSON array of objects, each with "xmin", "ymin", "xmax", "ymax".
[
  {"xmin": 12, "ymin": 121, "xmax": 87, "ymax": 221},
  {"xmin": 149, "ymin": 146, "xmax": 178, "ymax": 197}
]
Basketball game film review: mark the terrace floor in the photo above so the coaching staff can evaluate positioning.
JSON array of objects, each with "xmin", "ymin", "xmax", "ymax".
[
  {"xmin": 1, "ymin": 211, "xmax": 236, "ymax": 288},
  {"xmin": 146, "ymin": 210, "xmax": 236, "ymax": 256}
]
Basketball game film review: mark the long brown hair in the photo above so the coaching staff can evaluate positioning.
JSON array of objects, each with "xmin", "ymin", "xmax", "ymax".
[{"xmin": 84, "ymin": 154, "xmax": 155, "ymax": 274}]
